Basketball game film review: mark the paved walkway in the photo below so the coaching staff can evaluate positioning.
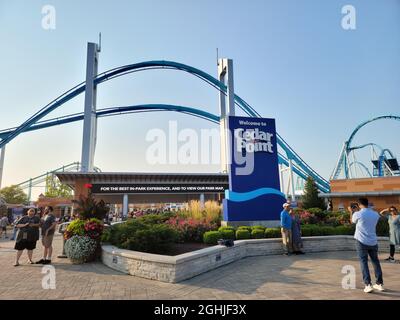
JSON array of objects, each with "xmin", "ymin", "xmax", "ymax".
[{"xmin": 1, "ymin": 234, "xmax": 399, "ymax": 300}]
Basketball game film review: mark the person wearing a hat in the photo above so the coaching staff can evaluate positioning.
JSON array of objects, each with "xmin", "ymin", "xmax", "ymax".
[{"xmin": 281, "ymin": 202, "xmax": 293, "ymax": 255}]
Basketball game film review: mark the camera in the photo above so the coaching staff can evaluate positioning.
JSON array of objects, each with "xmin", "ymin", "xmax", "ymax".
[{"xmin": 217, "ymin": 239, "xmax": 234, "ymax": 247}]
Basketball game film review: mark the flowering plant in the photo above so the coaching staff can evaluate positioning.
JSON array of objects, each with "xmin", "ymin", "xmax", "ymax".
[
  {"xmin": 166, "ymin": 217, "xmax": 217, "ymax": 243},
  {"xmin": 134, "ymin": 210, "xmax": 144, "ymax": 218},
  {"xmin": 64, "ymin": 218, "xmax": 104, "ymax": 242},
  {"xmin": 84, "ymin": 218, "xmax": 104, "ymax": 240},
  {"xmin": 64, "ymin": 235, "xmax": 97, "ymax": 264},
  {"xmin": 297, "ymin": 211, "xmax": 319, "ymax": 225}
]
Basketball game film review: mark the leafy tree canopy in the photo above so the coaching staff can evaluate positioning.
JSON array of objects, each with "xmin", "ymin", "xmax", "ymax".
[
  {"xmin": 0, "ymin": 185, "xmax": 29, "ymax": 204},
  {"xmin": 45, "ymin": 175, "xmax": 73, "ymax": 198}
]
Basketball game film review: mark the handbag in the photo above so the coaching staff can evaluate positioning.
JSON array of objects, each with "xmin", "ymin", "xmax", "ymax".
[{"xmin": 16, "ymin": 229, "xmax": 28, "ymax": 242}]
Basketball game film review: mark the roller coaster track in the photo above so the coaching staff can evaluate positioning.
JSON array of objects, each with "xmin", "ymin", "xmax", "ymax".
[
  {"xmin": 331, "ymin": 115, "xmax": 400, "ymax": 179},
  {"xmin": 0, "ymin": 61, "xmax": 330, "ymax": 193}
]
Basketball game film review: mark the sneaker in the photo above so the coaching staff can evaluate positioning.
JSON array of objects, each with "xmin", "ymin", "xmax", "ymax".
[
  {"xmin": 384, "ymin": 257, "xmax": 395, "ymax": 263},
  {"xmin": 373, "ymin": 284, "xmax": 385, "ymax": 292},
  {"xmin": 35, "ymin": 259, "xmax": 46, "ymax": 264},
  {"xmin": 364, "ymin": 284, "xmax": 374, "ymax": 293},
  {"xmin": 43, "ymin": 259, "xmax": 51, "ymax": 265}
]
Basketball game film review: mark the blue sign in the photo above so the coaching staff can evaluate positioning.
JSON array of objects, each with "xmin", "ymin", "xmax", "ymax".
[{"xmin": 223, "ymin": 116, "xmax": 286, "ymax": 222}]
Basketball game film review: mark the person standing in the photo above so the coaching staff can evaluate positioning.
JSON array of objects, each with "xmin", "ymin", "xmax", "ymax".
[
  {"xmin": 0, "ymin": 214, "xmax": 9, "ymax": 239},
  {"xmin": 290, "ymin": 209, "xmax": 304, "ymax": 255},
  {"xmin": 379, "ymin": 206, "xmax": 400, "ymax": 262},
  {"xmin": 36, "ymin": 206, "xmax": 57, "ymax": 265},
  {"xmin": 280, "ymin": 203, "xmax": 293, "ymax": 255},
  {"xmin": 14, "ymin": 208, "xmax": 40, "ymax": 266},
  {"xmin": 349, "ymin": 198, "xmax": 384, "ymax": 293}
]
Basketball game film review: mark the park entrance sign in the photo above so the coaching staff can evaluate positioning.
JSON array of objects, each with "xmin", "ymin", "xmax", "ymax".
[{"xmin": 223, "ymin": 116, "xmax": 286, "ymax": 226}]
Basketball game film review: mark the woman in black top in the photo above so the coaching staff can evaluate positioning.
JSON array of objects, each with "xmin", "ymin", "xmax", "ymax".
[{"xmin": 14, "ymin": 208, "xmax": 40, "ymax": 266}]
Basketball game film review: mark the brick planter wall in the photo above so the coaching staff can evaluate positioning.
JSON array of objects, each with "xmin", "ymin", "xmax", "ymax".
[{"xmin": 101, "ymin": 236, "xmax": 390, "ymax": 283}]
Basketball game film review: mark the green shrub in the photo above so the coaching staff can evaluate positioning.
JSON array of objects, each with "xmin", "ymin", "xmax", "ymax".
[
  {"xmin": 107, "ymin": 218, "xmax": 178, "ymax": 254},
  {"xmin": 138, "ymin": 214, "xmax": 170, "ymax": 225},
  {"xmin": 301, "ymin": 224, "xmax": 321, "ymax": 236},
  {"xmin": 264, "ymin": 228, "xmax": 281, "ymax": 238},
  {"xmin": 300, "ymin": 224, "xmax": 354, "ymax": 236},
  {"xmin": 203, "ymin": 231, "xmax": 222, "ymax": 245},
  {"xmin": 101, "ymin": 226, "xmax": 111, "ymax": 243},
  {"xmin": 307, "ymin": 208, "xmax": 326, "ymax": 220},
  {"xmin": 376, "ymin": 217, "xmax": 389, "ymax": 236},
  {"xmin": 237, "ymin": 226, "xmax": 252, "ymax": 233},
  {"xmin": 218, "ymin": 226, "xmax": 235, "ymax": 232},
  {"xmin": 334, "ymin": 225, "xmax": 355, "ymax": 235},
  {"xmin": 236, "ymin": 229, "xmax": 251, "ymax": 240},
  {"xmin": 251, "ymin": 229, "xmax": 265, "ymax": 239},
  {"xmin": 123, "ymin": 224, "xmax": 179, "ymax": 253},
  {"xmin": 251, "ymin": 225, "xmax": 266, "ymax": 232},
  {"xmin": 220, "ymin": 229, "xmax": 235, "ymax": 240},
  {"xmin": 320, "ymin": 226, "xmax": 336, "ymax": 236}
]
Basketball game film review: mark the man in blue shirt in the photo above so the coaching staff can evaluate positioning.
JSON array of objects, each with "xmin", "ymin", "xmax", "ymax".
[
  {"xmin": 349, "ymin": 198, "xmax": 384, "ymax": 293},
  {"xmin": 280, "ymin": 202, "xmax": 293, "ymax": 255}
]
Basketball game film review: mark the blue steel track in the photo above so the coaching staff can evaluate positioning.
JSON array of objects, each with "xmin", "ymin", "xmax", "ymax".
[{"xmin": 0, "ymin": 61, "xmax": 330, "ymax": 192}]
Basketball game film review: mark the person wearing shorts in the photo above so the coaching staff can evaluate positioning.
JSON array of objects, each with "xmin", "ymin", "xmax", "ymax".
[
  {"xmin": 14, "ymin": 208, "xmax": 40, "ymax": 266},
  {"xmin": 36, "ymin": 206, "xmax": 57, "ymax": 265}
]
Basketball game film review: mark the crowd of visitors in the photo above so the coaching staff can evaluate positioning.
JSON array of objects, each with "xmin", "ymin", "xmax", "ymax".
[
  {"xmin": 2, "ymin": 197, "xmax": 398, "ymax": 294},
  {"xmin": 280, "ymin": 197, "xmax": 399, "ymax": 293}
]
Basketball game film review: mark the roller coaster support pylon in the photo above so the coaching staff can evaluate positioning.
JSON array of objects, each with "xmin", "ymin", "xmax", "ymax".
[
  {"xmin": 218, "ymin": 58, "xmax": 235, "ymax": 174},
  {"xmin": 0, "ymin": 146, "xmax": 5, "ymax": 189},
  {"xmin": 81, "ymin": 42, "xmax": 100, "ymax": 173}
]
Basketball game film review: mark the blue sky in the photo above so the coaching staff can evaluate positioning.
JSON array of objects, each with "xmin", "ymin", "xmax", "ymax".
[{"xmin": 0, "ymin": 0, "xmax": 399, "ymax": 197}]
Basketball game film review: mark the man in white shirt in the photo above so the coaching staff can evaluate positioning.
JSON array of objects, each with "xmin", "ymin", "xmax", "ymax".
[{"xmin": 349, "ymin": 198, "xmax": 384, "ymax": 293}]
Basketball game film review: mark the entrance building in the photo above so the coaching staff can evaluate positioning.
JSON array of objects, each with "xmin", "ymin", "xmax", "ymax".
[
  {"xmin": 320, "ymin": 176, "xmax": 400, "ymax": 211},
  {"xmin": 56, "ymin": 172, "xmax": 229, "ymax": 217}
]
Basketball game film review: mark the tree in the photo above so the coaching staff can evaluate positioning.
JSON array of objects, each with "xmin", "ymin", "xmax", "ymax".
[
  {"xmin": 45, "ymin": 175, "xmax": 73, "ymax": 198},
  {"xmin": 301, "ymin": 176, "xmax": 326, "ymax": 210},
  {"xmin": 0, "ymin": 185, "xmax": 29, "ymax": 204}
]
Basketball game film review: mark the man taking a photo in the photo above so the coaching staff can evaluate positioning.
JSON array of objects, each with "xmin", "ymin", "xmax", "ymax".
[{"xmin": 349, "ymin": 198, "xmax": 384, "ymax": 293}]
